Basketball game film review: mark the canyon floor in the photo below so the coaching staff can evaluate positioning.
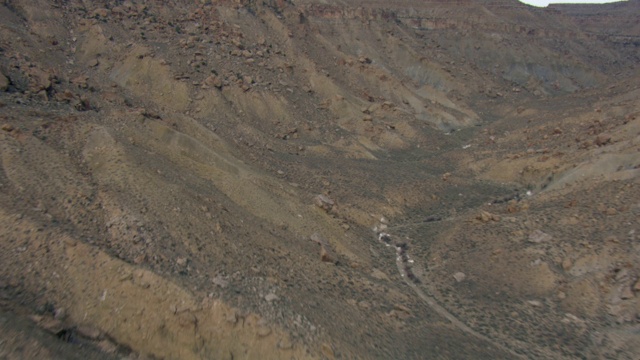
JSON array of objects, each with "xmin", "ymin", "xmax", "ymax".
[{"xmin": 0, "ymin": 0, "xmax": 639, "ymax": 359}]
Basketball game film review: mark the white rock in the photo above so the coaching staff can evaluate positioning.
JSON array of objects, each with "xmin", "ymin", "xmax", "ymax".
[
  {"xmin": 527, "ymin": 300, "xmax": 542, "ymax": 307},
  {"xmin": 212, "ymin": 275, "xmax": 228, "ymax": 288},
  {"xmin": 528, "ymin": 230, "xmax": 552, "ymax": 243},
  {"xmin": 453, "ymin": 272, "xmax": 466, "ymax": 283}
]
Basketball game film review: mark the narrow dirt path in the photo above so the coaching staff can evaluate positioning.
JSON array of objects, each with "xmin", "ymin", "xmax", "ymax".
[{"xmin": 378, "ymin": 231, "xmax": 527, "ymax": 359}]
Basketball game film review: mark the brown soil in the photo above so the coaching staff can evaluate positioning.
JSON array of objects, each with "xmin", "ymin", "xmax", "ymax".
[{"xmin": 0, "ymin": 0, "xmax": 639, "ymax": 359}]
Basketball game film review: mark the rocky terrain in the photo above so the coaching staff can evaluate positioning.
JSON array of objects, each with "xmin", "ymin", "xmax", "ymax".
[{"xmin": 0, "ymin": 0, "xmax": 638, "ymax": 358}]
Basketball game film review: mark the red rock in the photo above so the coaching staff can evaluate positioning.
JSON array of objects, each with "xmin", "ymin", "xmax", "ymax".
[
  {"xmin": 320, "ymin": 244, "xmax": 334, "ymax": 263},
  {"xmin": 204, "ymin": 75, "xmax": 223, "ymax": 89},
  {"xmin": 28, "ymin": 68, "xmax": 51, "ymax": 91},
  {"xmin": 595, "ymin": 133, "xmax": 611, "ymax": 146},
  {"xmin": 55, "ymin": 90, "xmax": 75, "ymax": 102},
  {"xmin": 71, "ymin": 75, "xmax": 89, "ymax": 89}
]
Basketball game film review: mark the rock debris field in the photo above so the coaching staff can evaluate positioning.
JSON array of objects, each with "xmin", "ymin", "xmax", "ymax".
[{"xmin": 0, "ymin": 0, "xmax": 639, "ymax": 359}]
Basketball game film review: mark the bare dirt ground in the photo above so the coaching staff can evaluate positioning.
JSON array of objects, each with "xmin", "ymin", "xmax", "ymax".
[{"xmin": 0, "ymin": 0, "xmax": 639, "ymax": 358}]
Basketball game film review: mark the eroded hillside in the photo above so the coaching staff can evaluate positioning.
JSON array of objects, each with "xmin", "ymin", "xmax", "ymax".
[{"xmin": 0, "ymin": 0, "xmax": 639, "ymax": 359}]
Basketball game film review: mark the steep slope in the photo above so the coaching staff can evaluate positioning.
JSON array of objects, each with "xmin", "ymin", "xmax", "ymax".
[{"xmin": 0, "ymin": 0, "xmax": 638, "ymax": 359}]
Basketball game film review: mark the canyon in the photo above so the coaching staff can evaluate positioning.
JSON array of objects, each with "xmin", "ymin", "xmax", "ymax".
[{"xmin": 0, "ymin": 0, "xmax": 639, "ymax": 358}]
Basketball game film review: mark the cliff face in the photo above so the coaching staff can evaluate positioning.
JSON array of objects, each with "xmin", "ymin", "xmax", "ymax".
[
  {"xmin": 0, "ymin": 0, "xmax": 639, "ymax": 359},
  {"xmin": 551, "ymin": 0, "xmax": 640, "ymax": 55},
  {"xmin": 297, "ymin": 0, "xmax": 631, "ymax": 95}
]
